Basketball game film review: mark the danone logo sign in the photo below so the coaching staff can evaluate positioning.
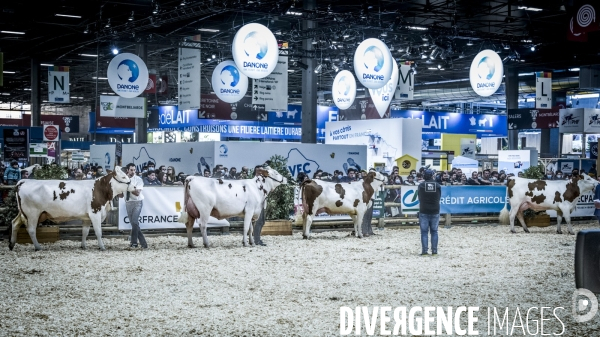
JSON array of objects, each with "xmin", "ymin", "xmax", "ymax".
[
  {"xmin": 332, "ymin": 70, "xmax": 357, "ymax": 110},
  {"xmin": 469, "ymin": 50, "xmax": 503, "ymax": 97},
  {"xmin": 212, "ymin": 60, "xmax": 248, "ymax": 103},
  {"xmin": 353, "ymin": 38, "xmax": 393, "ymax": 89},
  {"xmin": 232, "ymin": 23, "xmax": 279, "ymax": 79},
  {"xmin": 107, "ymin": 53, "xmax": 149, "ymax": 98}
]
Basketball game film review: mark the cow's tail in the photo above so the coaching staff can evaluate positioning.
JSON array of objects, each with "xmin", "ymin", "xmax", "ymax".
[
  {"xmin": 178, "ymin": 179, "xmax": 190, "ymax": 224},
  {"xmin": 10, "ymin": 189, "xmax": 27, "ymax": 238},
  {"xmin": 499, "ymin": 183, "xmax": 511, "ymax": 225},
  {"xmin": 300, "ymin": 180, "xmax": 310, "ymax": 218}
]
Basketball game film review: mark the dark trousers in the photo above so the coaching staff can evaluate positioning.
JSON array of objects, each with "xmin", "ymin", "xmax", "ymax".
[
  {"xmin": 362, "ymin": 205, "xmax": 374, "ymax": 236},
  {"xmin": 126, "ymin": 200, "xmax": 147, "ymax": 248},
  {"xmin": 254, "ymin": 208, "xmax": 266, "ymax": 244}
]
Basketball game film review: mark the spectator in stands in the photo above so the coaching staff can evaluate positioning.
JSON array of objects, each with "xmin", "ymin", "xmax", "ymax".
[
  {"xmin": 20, "ymin": 170, "xmax": 29, "ymax": 179},
  {"xmin": 203, "ymin": 169, "xmax": 211, "ymax": 177},
  {"xmin": 4, "ymin": 160, "xmax": 21, "ymax": 185},
  {"xmin": 164, "ymin": 166, "xmax": 183, "ymax": 185},
  {"xmin": 570, "ymin": 168, "xmax": 580, "ymax": 179},
  {"xmin": 313, "ymin": 169, "xmax": 323, "ymax": 179},
  {"xmin": 544, "ymin": 170, "xmax": 554, "ymax": 180},
  {"xmin": 404, "ymin": 175, "xmax": 416, "ymax": 185},
  {"xmin": 177, "ymin": 172, "xmax": 187, "ymax": 183},
  {"xmin": 228, "ymin": 167, "xmax": 238, "ymax": 180},
  {"xmin": 144, "ymin": 171, "xmax": 162, "ymax": 186},
  {"xmin": 141, "ymin": 165, "xmax": 149, "ymax": 176},
  {"xmin": 491, "ymin": 171, "xmax": 499, "ymax": 181},
  {"xmin": 239, "ymin": 166, "xmax": 250, "ymax": 179},
  {"xmin": 73, "ymin": 168, "xmax": 84, "ymax": 180},
  {"xmin": 498, "ymin": 172, "xmax": 507, "ymax": 184},
  {"xmin": 409, "ymin": 169, "xmax": 417, "ymax": 178},
  {"xmin": 436, "ymin": 171, "xmax": 451, "ymax": 185},
  {"xmin": 590, "ymin": 164, "xmax": 597, "ymax": 177},
  {"xmin": 388, "ymin": 171, "xmax": 403, "ymax": 185},
  {"xmin": 157, "ymin": 165, "xmax": 167, "ymax": 176},
  {"xmin": 479, "ymin": 169, "xmax": 492, "ymax": 185},
  {"xmin": 332, "ymin": 170, "xmax": 342, "ymax": 183},
  {"xmin": 147, "ymin": 162, "xmax": 156, "ymax": 172},
  {"xmin": 297, "ymin": 172, "xmax": 308, "ymax": 184},
  {"xmin": 554, "ymin": 170, "xmax": 564, "ymax": 180},
  {"xmin": 342, "ymin": 168, "xmax": 358, "ymax": 182},
  {"xmin": 467, "ymin": 171, "xmax": 484, "ymax": 185},
  {"xmin": 85, "ymin": 170, "xmax": 93, "ymax": 180},
  {"xmin": 416, "ymin": 173, "xmax": 424, "ymax": 183},
  {"xmin": 96, "ymin": 167, "xmax": 106, "ymax": 177}
]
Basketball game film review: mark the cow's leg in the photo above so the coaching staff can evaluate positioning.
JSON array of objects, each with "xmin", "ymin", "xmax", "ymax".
[
  {"xmin": 25, "ymin": 213, "xmax": 42, "ymax": 251},
  {"xmin": 90, "ymin": 216, "xmax": 106, "ymax": 251},
  {"xmin": 303, "ymin": 215, "xmax": 313, "ymax": 239},
  {"xmin": 508, "ymin": 205, "xmax": 520, "ymax": 233},
  {"xmin": 515, "ymin": 211, "xmax": 530, "ymax": 233},
  {"xmin": 560, "ymin": 206, "xmax": 575, "ymax": 235},
  {"xmin": 351, "ymin": 214, "xmax": 362, "ymax": 238},
  {"xmin": 9, "ymin": 215, "xmax": 22, "ymax": 251},
  {"xmin": 248, "ymin": 220, "xmax": 255, "ymax": 246},
  {"xmin": 186, "ymin": 217, "xmax": 196, "ymax": 248},
  {"xmin": 556, "ymin": 209, "xmax": 564, "ymax": 234},
  {"xmin": 80, "ymin": 223, "xmax": 91, "ymax": 249},
  {"xmin": 242, "ymin": 212, "xmax": 253, "ymax": 247},
  {"xmin": 200, "ymin": 221, "xmax": 210, "ymax": 248}
]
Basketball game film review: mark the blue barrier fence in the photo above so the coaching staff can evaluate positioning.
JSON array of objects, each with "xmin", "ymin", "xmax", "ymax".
[{"xmin": 400, "ymin": 185, "xmax": 508, "ymax": 214}]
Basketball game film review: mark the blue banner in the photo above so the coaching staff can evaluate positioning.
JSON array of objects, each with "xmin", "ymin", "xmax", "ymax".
[
  {"xmin": 400, "ymin": 185, "xmax": 507, "ymax": 214},
  {"xmin": 390, "ymin": 110, "xmax": 507, "ymax": 138}
]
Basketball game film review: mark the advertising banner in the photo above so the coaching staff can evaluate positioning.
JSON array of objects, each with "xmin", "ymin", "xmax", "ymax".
[
  {"xmin": 29, "ymin": 143, "xmax": 48, "ymax": 157},
  {"xmin": 121, "ymin": 142, "xmax": 214, "ymax": 176},
  {"xmin": 118, "ymin": 187, "xmax": 229, "ymax": 230},
  {"xmin": 100, "ymin": 95, "xmax": 146, "ymax": 118},
  {"xmin": 583, "ymin": 108, "xmax": 600, "ymax": 133},
  {"xmin": 90, "ymin": 144, "xmax": 116, "ymax": 170},
  {"xmin": 498, "ymin": 150, "xmax": 530, "ymax": 176},
  {"xmin": 460, "ymin": 138, "xmax": 476, "ymax": 159},
  {"xmin": 535, "ymin": 72, "xmax": 552, "ymax": 109},
  {"xmin": 178, "ymin": 48, "xmax": 201, "ymax": 110},
  {"xmin": 369, "ymin": 58, "xmax": 398, "ymax": 118},
  {"xmin": 91, "ymin": 111, "xmax": 136, "ymax": 129},
  {"xmin": 13, "ymin": 114, "xmax": 80, "ymax": 133},
  {"xmin": 47, "ymin": 142, "xmax": 56, "ymax": 158},
  {"xmin": 400, "ymin": 185, "xmax": 508, "ymax": 214},
  {"xmin": 353, "ymin": 38, "xmax": 393, "ymax": 89},
  {"xmin": 389, "ymin": 110, "xmax": 507, "ymax": 137},
  {"xmin": 3, "ymin": 128, "xmax": 28, "ymax": 161},
  {"xmin": 48, "ymin": 66, "xmax": 70, "ymax": 103},
  {"xmin": 332, "ymin": 70, "xmax": 356, "ymax": 110},
  {"xmin": 107, "ymin": 53, "xmax": 149, "ymax": 98},
  {"xmin": 212, "ymin": 60, "xmax": 248, "ymax": 104},
  {"xmin": 507, "ymin": 108, "xmax": 559, "ymax": 130},
  {"xmin": 395, "ymin": 62, "xmax": 414, "ymax": 100},
  {"xmin": 232, "ymin": 23, "xmax": 279, "ymax": 79},
  {"xmin": 469, "ymin": 49, "xmax": 503, "ymax": 97},
  {"xmin": 558, "ymin": 108, "xmax": 584, "ymax": 133},
  {"xmin": 199, "ymin": 95, "xmax": 269, "ymax": 121},
  {"xmin": 252, "ymin": 56, "xmax": 288, "ymax": 112}
]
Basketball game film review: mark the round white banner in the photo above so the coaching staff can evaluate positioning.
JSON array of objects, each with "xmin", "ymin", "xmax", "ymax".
[
  {"xmin": 107, "ymin": 53, "xmax": 149, "ymax": 98},
  {"xmin": 353, "ymin": 38, "xmax": 393, "ymax": 89},
  {"xmin": 368, "ymin": 58, "xmax": 398, "ymax": 118},
  {"xmin": 232, "ymin": 23, "xmax": 279, "ymax": 79},
  {"xmin": 469, "ymin": 49, "xmax": 504, "ymax": 97},
  {"xmin": 211, "ymin": 60, "xmax": 248, "ymax": 103},
  {"xmin": 332, "ymin": 70, "xmax": 357, "ymax": 110}
]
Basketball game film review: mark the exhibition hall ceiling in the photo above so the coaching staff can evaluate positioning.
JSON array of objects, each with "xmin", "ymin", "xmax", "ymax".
[{"xmin": 0, "ymin": 0, "xmax": 598, "ymax": 108}]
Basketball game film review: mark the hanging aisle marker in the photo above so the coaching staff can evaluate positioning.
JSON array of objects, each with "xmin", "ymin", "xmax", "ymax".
[
  {"xmin": 535, "ymin": 72, "xmax": 552, "ymax": 109},
  {"xmin": 353, "ymin": 38, "xmax": 393, "ymax": 89},
  {"xmin": 469, "ymin": 49, "xmax": 503, "ymax": 97},
  {"xmin": 332, "ymin": 70, "xmax": 357, "ymax": 110},
  {"xmin": 232, "ymin": 23, "xmax": 279, "ymax": 79},
  {"xmin": 48, "ymin": 66, "xmax": 70, "ymax": 103}
]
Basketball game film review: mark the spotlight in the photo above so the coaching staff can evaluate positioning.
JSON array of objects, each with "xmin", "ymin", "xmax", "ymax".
[
  {"xmin": 332, "ymin": 64, "xmax": 340, "ymax": 72},
  {"xmin": 504, "ymin": 44, "xmax": 510, "ymax": 50},
  {"xmin": 430, "ymin": 47, "xmax": 441, "ymax": 59},
  {"xmin": 83, "ymin": 25, "xmax": 89, "ymax": 34},
  {"xmin": 314, "ymin": 63, "xmax": 322, "ymax": 74},
  {"xmin": 129, "ymin": 11, "xmax": 134, "ymax": 21},
  {"xmin": 105, "ymin": 19, "xmax": 111, "ymax": 28},
  {"xmin": 180, "ymin": 0, "xmax": 186, "ymax": 6},
  {"xmin": 112, "ymin": 48, "xmax": 119, "ymax": 55},
  {"xmin": 153, "ymin": 4, "xmax": 159, "ymax": 14},
  {"xmin": 531, "ymin": 45, "xmax": 535, "ymax": 51},
  {"xmin": 212, "ymin": 54, "xmax": 216, "ymax": 59},
  {"xmin": 381, "ymin": 31, "xmax": 387, "ymax": 37},
  {"xmin": 466, "ymin": 40, "xmax": 473, "ymax": 46}
]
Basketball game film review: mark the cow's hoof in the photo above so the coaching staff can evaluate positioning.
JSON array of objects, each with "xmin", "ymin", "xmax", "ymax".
[
  {"xmin": 302, "ymin": 235, "xmax": 308, "ymax": 240},
  {"xmin": 34, "ymin": 247, "xmax": 42, "ymax": 252},
  {"xmin": 188, "ymin": 244, "xmax": 196, "ymax": 248},
  {"xmin": 510, "ymin": 230, "xmax": 516, "ymax": 234},
  {"xmin": 203, "ymin": 244, "xmax": 210, "ymax": 249},
  {"xmin": 569, "ymin": 231, "xmax": 575, "ymax": 235},
  {"xmin": 8, "ymin": 243, "xmax": 14, "ymax": 251},
  {"xmin": 80, "ymin": 246, "xmax": 87, "ymax": 250},
  {"xmin": 524, "ymin": 229, "xmax": 530, "ymax": 233},
  {"xmin": 557, "ymin": 230, "xmax": 563, "ymax": 234},
  {"xmin": 99, "ymin": 247, "xmax": 106, "ymax": 251}
]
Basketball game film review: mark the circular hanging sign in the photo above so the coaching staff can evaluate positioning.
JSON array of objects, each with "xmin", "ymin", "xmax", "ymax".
[
  {"xmin": 107, "ymin": 53, "xmax": 149, "ymax": 98},
  {"xmin": 43, "ymin": 125, "xmax": 59, "ymax": 141},
  {"xmin": 353, "ymin": 38, "xmax": 393, "ymax": 89},
  {"xmin": 211, "ymin": 60, "xmax": 248, "ymax": 103},
  {"xmin": 332, "ymin": 70, "xmax": 357, "ymax": 110},
  {"xmin": 232, "ymin": 23, "xmax": 279, "ymax": 79},
  {"xmin": 469, "ymin": 49, "xmax": 504, "ymax": 97}
]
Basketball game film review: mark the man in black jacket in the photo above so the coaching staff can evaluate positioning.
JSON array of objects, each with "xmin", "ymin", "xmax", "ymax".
[{"xmin": 418, "ymin": 170, "xmax": 441, "ymax": 256}]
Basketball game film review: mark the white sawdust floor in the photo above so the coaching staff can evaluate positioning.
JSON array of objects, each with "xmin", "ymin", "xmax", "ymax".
[{"xmin": 1, "ymin": 223, "xmax": 599, "ymax": 336}]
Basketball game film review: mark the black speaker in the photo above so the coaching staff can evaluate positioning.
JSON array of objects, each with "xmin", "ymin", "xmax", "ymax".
[{"xmin": 575, "ymin": 230, "xmax": 600, "ymax": 293}]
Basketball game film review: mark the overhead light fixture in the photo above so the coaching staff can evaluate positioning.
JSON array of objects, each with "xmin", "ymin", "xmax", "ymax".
[
  {"xmin": 55, "ymin": 14, "xmax": 82, "ymax": 19},
  {"xmin": 1, "ymin": 30, "xmax": 25, "ymax": 35},
  {"xmin": 530, "ymin": 45, "xmax": 536, "ymax": 51},
  {"xmin": 105, "ymin": 19, "xmax": 111, "ymax": 28},
  {"xmin": 381, "ymin": 31, "xmax": 387, "ymax": 37},
  {"xmin": 406, "ymin": 26, "xmax": 428, "ymax": 31},
  {"xmin": 153, "ymin": 4, "xmax": 159, "ymax": 14},
  {"xmin": 343, "ymin": 34, "xmax": 349, "ymax": 38},
  {"xmin": 430, "ymin": 47, "xmax": 441, "ymax": 59},
  {"xmin": 3, "ymin": 71, "xmax": 16, "ymax": 74},
  {"xmin": 504, "ymin": 44, "xmax": 510, "ymax": 50},
  {"xmin": 287, "ymin": 69, "xmax": 295, "ymax": 73},
  {"xmin": 180, "ymin": 0, "xmax": 186, "ymax": 6},
  {"xmin": 569, "ymin": 68, "xmax": 580, "ymax": 72},
  {"xmin": 129, "ymin": 11, "xmax": 134, "ymax": 21},
  {"xmin": 79, "ymin": 53, "xmax": 98, "ymax": 57},
  {"xmin": 332, "ymin": 64, "xmax": 340, "ymax": 72},
  {"xmin": 314, "ymin": 64, "xmax": 322, "ymax": 74},
  {"xmin": 197, "ymin": 28, "xmax": 220, "ymax": 33},
  {"xmin": 206, "ymin": 57, "xmax": 212, "ymax": 62},
  {"xmin": 92, "ymin": 77, "xmax": 108, "ymax": 80},
  {"xmin": 421, "ymin": 54, "xmax": 428, "ymax": 59},
  {"xmin": 517, "ymin": 6, "xmax": 543, "ymax": 12},
  {"xmin": 286, "ymin": 9, "xmax": 302, "ymax": 16},
  {"xmin": 212, "ymin": 54, "xmax": 216, "ymax": 59},
  {"xmin": 83, "ymin": 25, "xmax": 89, "ymax": 34},
  {"xmin": 112, "ymin": 48, "xmax": 119, "ymax": 55},
  {"xmin": 40, "ymin": 63, "xmax": 54, "ymax": 66},
  {"xmin": 466, "ymin": 40, "xmax": 473, "ymax": 46}
]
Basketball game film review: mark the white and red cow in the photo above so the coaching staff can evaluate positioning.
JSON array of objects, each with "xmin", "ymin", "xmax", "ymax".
[
  {"xmin": 300, "ymin": 171, "xmax": 386, "ymax": 239},
  {"xmin": 178, "ymin": 166, "xmax": 287, "ymax": 248},
  {"xmin": 499, "ymin": 174, "xmax": 598, "ymax": 234},
  {"xmin": 10, "ymin": 167, "xmax": 132, "ymax": 251}
]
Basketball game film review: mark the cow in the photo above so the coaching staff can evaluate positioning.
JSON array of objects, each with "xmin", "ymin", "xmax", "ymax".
[
  {"xmin": 178, "ymin": 166, "xmax": 287, "ymax": 248},
  {"xmin": 300, "ymin": 171, "xmax": 386, "ymax": 239},
  {"xmin": 499, "ymin": 174, "xmax": 598, "ymax": 235},
  {"xmin": 9, "ymin": 167, "xmax": 132, "ymax": 251}
]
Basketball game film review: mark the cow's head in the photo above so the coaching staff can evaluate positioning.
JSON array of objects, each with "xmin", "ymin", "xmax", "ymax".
[
  {"xmin": 364, "ymin": 171, "xmax": 386, "ymax": 190},
  {"xmin": 577, "ymin": 173, "xmax": 598, "ymax": 193},
  {"xmin": 257, "ymin": 166, "xmax": 288, "ymax": 185},
  {"xmin": 111, "ymin": 166, "xmax": 132, "ymax": 191}
]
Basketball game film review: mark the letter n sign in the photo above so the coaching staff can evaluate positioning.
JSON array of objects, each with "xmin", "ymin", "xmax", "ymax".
[{"xmin": 48, "ymin": 66, "xmax": 70, "ymax": 103}]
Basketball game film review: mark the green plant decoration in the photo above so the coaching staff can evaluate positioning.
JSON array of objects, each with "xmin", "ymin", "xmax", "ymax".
[{"xmin": 263, "ymin": 154, "xmax": 295, "ymax": 221}]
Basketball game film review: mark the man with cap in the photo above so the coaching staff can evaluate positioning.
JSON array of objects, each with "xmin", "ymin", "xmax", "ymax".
[
  {"xmin": 418, "ymin": 169, "xmax": 441, "ymax": 256},
  {"xmin": 340, "ymin": 168, "xmax": 358, "ymax": 182}
]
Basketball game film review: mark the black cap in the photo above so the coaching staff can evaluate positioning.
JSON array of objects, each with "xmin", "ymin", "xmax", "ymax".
[{"xmin": 347, "ymin": 168, "xmax": 357, "ymax": 173}]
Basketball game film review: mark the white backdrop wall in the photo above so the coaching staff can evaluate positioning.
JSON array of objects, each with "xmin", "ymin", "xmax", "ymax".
[
  {"xmin": 89, "ymin": 145, "xmax": 116, "ymax": 170},
  {"xmin": 324, "ymin": 118, "xmax": 422, "ymax": 171},
  {"xmin": 213, "ymin": 141, "xmax": 367, "ymax": 178},
  {"xmin": 121, "ymin": 142, "xmax": 215, "ymax": 175}
]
